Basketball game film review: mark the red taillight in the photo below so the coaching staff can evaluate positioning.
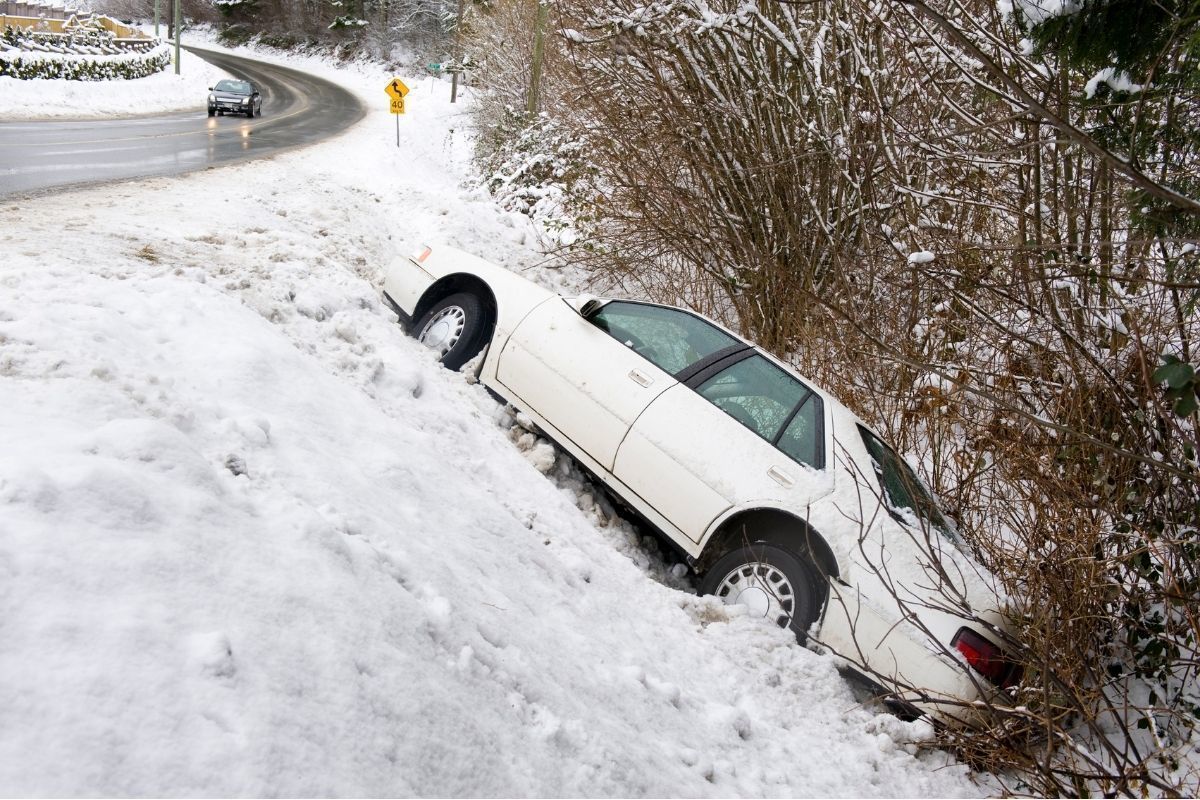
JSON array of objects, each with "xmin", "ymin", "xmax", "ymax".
[
  {"xmin": 412, "ymin": 245, "xmax": 432, "ymax": 264},
  {"xmin": 952, "ymin": 627, "xmax": 1020, "ymax": 689}
]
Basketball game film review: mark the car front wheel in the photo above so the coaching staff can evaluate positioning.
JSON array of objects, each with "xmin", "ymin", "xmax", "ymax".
[
  {"xmin": 414, "ymin": 292, "xmax": 490, "ymax": 371},
  {"xmin": 699, "ymin": 543, "xmax": 826, "ymax": 643}
]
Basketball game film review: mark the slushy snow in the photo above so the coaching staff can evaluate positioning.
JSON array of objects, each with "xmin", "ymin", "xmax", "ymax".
[{"xmin": 0, "ymin": 39, "xmax": 986, "ymax": 796}]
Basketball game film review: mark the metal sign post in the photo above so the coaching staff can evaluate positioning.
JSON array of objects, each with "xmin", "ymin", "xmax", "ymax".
[{"xmin": 385, "ymin": 78, "xmax": 409, "ymax": 147}]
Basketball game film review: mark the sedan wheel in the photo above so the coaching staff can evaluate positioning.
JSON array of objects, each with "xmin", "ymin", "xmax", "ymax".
[
  {"xmin": 414, "ymin": 292, "xmax": 490, "ymax": 371},
  {"xmin": 699, "ymin": 543, "xmax": 826, "ymax": 643}
]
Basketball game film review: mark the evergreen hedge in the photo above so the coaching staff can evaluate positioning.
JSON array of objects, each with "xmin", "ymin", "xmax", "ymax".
[
  {"xmin": 0, "ymin": 50, "xmax": 170, "ymax": 80},
  {"xmin": 0, "ymin": 26, "xmax": 169, "ymax": 81}
]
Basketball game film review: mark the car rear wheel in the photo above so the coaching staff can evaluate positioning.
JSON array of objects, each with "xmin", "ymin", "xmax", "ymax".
[
  {"xmin": 698, "ymin": 543, "xmax": 826, "ymax": 643},
  {"xmin": 414, "ymin": 292, "xmax": 491, "ymax": 371}
]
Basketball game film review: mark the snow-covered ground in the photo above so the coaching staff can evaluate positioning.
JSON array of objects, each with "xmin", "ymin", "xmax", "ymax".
[
  {"xmin": 0, "ymin": 39, "xmax": 989, "ymax": 796},
  {"xmin": 0, "ymin": 42, "xmax": 227, "ymax": 120}
]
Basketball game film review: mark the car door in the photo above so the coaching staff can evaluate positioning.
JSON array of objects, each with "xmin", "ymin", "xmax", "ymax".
[
  {"xmin": 613, "ymin": 351, "xmax": 832, "ymax": 543},
  {"xmin": 495, "ymin": 298, "xmax": 742, "ymax": 471}
]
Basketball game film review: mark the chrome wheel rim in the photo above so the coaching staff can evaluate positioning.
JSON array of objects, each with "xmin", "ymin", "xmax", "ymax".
[
  {"xmin": 714, "ymin": 561, "xmax": 795, "ymax": 628},
  {"xmin": 418, "ymin": 306, "xmax": 466, "ymax": 356}
]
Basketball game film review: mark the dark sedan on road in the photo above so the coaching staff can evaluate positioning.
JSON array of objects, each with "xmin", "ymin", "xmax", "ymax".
[{"xmin": 208, "ymin": 79, "xmax": 262, "ymax": 118}]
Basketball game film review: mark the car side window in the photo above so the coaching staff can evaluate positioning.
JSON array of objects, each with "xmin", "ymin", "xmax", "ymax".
[
  {"xmin": 590, "ymin": 301, "xmax": 740, "ymax": 376},
  {"xmin": 777, "ymin": 397, "xmax": 821, "ymax": 468},
  {"xmin": 695, "ymin": 354, "xmax": 824, "ymax": 469},
  {"xmin": 858, "ymin": 426, "xmax": 956, "ymax": 542}
]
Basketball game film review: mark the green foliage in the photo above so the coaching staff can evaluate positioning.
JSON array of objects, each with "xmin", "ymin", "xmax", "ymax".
[
  {"xmin": 1028, "ymin": 0, "xmax": 1200, "ymax": 75},
  {"xmin": 0, "ymin": 27, "xmax": 170, "ymax": 80},
  {"xmin": 213, "ymin": 0, "xmax": 261, "ymax": 21},
  {"xmin": 0, "ymin": 50, "xmax": 171, "ymax": 80},
  {"xmin": 1153, "ymin": 354, "xmax": 1200, "ymax": 417},
  {"xmin": 478, "ymin": 111, "xmax": 599, "ymax": 243},
  {"xmin": 328, "ymin": 16, "xmax": 368, "ymax": 31},
  {"xmin": 259, "ymin": 33, "xmax": 302, "ymax": 49},
  {"xmin": 218, "ymin": 24, "xmax": 255, "ymax": 45},
  {"xmin": 1022, "ymin": 0, "xmax": 1200, "ymax": 235}
]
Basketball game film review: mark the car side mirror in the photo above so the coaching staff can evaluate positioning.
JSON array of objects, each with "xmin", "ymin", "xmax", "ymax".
[
  {"xmin": 567, "ymin": 294, "xmax": 608, "ymax": 319},
  {"xmin": 208, "ymin": 86, "xmax": 213, "ymax": 90}
]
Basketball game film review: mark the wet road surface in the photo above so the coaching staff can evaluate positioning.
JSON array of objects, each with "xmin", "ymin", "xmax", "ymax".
[{"xmin": 0, "ymin": 46, "xmax": 366, "ymax": 198}]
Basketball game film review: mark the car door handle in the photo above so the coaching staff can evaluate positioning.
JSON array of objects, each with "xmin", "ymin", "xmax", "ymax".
[
  {"xmin": 628, "ymin": 369, "xmax": 653, "ymax": 387},
  {"xmin": 767, "ymin": 466, "xmax": 795, "ymax": 488}
]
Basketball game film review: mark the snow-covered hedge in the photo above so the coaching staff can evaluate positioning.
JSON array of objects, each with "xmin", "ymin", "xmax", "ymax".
[
  {"xmin": 0, "ymin": 24, "xmax": 168, "ymax": 81},
  {"xmin": 479, "ymin": 113, "xmax": 597, "ymax": 249},
  {"xmin": 0, "ymin": 43, "xmax": 170, "ymax": 80}
]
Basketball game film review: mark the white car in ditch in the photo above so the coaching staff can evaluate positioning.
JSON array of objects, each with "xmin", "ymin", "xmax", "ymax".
[{"xmin": 382, "ymin": 244, "xmax": 1019, "ymax": 717}]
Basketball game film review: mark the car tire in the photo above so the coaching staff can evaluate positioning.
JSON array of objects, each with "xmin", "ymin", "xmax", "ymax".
[
  {"xmin": 698, "ymin": 543, "xmax": 826, "ymax": 643},
  {"xmin": 414, "ymin": 292, "xmax": 491, "ymax": 371},
  {"xmin": 207, "ymin": 106, "xmax": 215, "ymax": 117}
]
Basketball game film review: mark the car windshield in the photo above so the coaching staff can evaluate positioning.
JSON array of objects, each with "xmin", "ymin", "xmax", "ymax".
[
  {"xmin": 214, "ymin": 80, "xmax": 252, "ymax": 94},
  {"xmin": 858, "ymin": 426, "xmax": 958, "ymax": 543},
  {"xmin": 589, "ymin": 301, "xmax": 741, "ymax": 376}
]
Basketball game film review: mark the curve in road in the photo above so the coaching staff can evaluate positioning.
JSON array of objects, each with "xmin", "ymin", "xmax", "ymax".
[{"xmin": 0, "ymin": 46, "xmax": 366, "ymax": 198}]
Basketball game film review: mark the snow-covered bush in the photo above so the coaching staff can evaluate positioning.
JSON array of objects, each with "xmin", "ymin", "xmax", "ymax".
[
  {"xmin": 466, "ymin": 1, "xmax": 599, "ymax": 248},
  {"xmin": 477, "ymin": 112, "xmax": 598, "ymax": 249},
  {"xmin": 0, "ymin": 45, "xmax": 170, "ymax": 79},
  {"xmin": 0, "ymin": 25, "xmax": 169, "ymax": 80}
]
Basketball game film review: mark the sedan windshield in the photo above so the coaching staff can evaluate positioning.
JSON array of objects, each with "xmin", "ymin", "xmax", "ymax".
[{"xmin": 214, "ymin": 80, "xmax": 252, "ymax": 94}]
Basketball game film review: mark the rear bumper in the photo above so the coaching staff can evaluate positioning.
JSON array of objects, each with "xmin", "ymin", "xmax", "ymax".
[{"xmin": 819, "ymin": 582, "xmax": 1014, "ymax": 723}]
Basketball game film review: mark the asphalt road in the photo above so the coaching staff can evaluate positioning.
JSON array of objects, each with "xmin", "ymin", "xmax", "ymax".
[{"xmin": 0, "ymin": 46, "xmax": 366, "ymax": 198}]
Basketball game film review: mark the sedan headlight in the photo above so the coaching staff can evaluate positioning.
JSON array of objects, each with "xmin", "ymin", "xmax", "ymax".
[
  {"xmin": 208, "ymin": 93, "xmax": 215, "ymax": 102},
  {"xmin": 242, "ymin": 97, "xmax": 251, "ymax": 104}
]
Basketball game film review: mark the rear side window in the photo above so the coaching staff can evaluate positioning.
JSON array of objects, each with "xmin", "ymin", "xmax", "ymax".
[
  {"xmin": 777, "ymin": 399, "xmax": 821, "ymax": 468},
  {"xmin": 695, "ymin": 354, "xmax": 824, "ymax": 470},
  {"xmin": 858, "ymin": 426, "xmax": 956, "ymax": 542},
  {"xmin": 590, "ymin": 301, "xmax": 740, "ymax": 376}
]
